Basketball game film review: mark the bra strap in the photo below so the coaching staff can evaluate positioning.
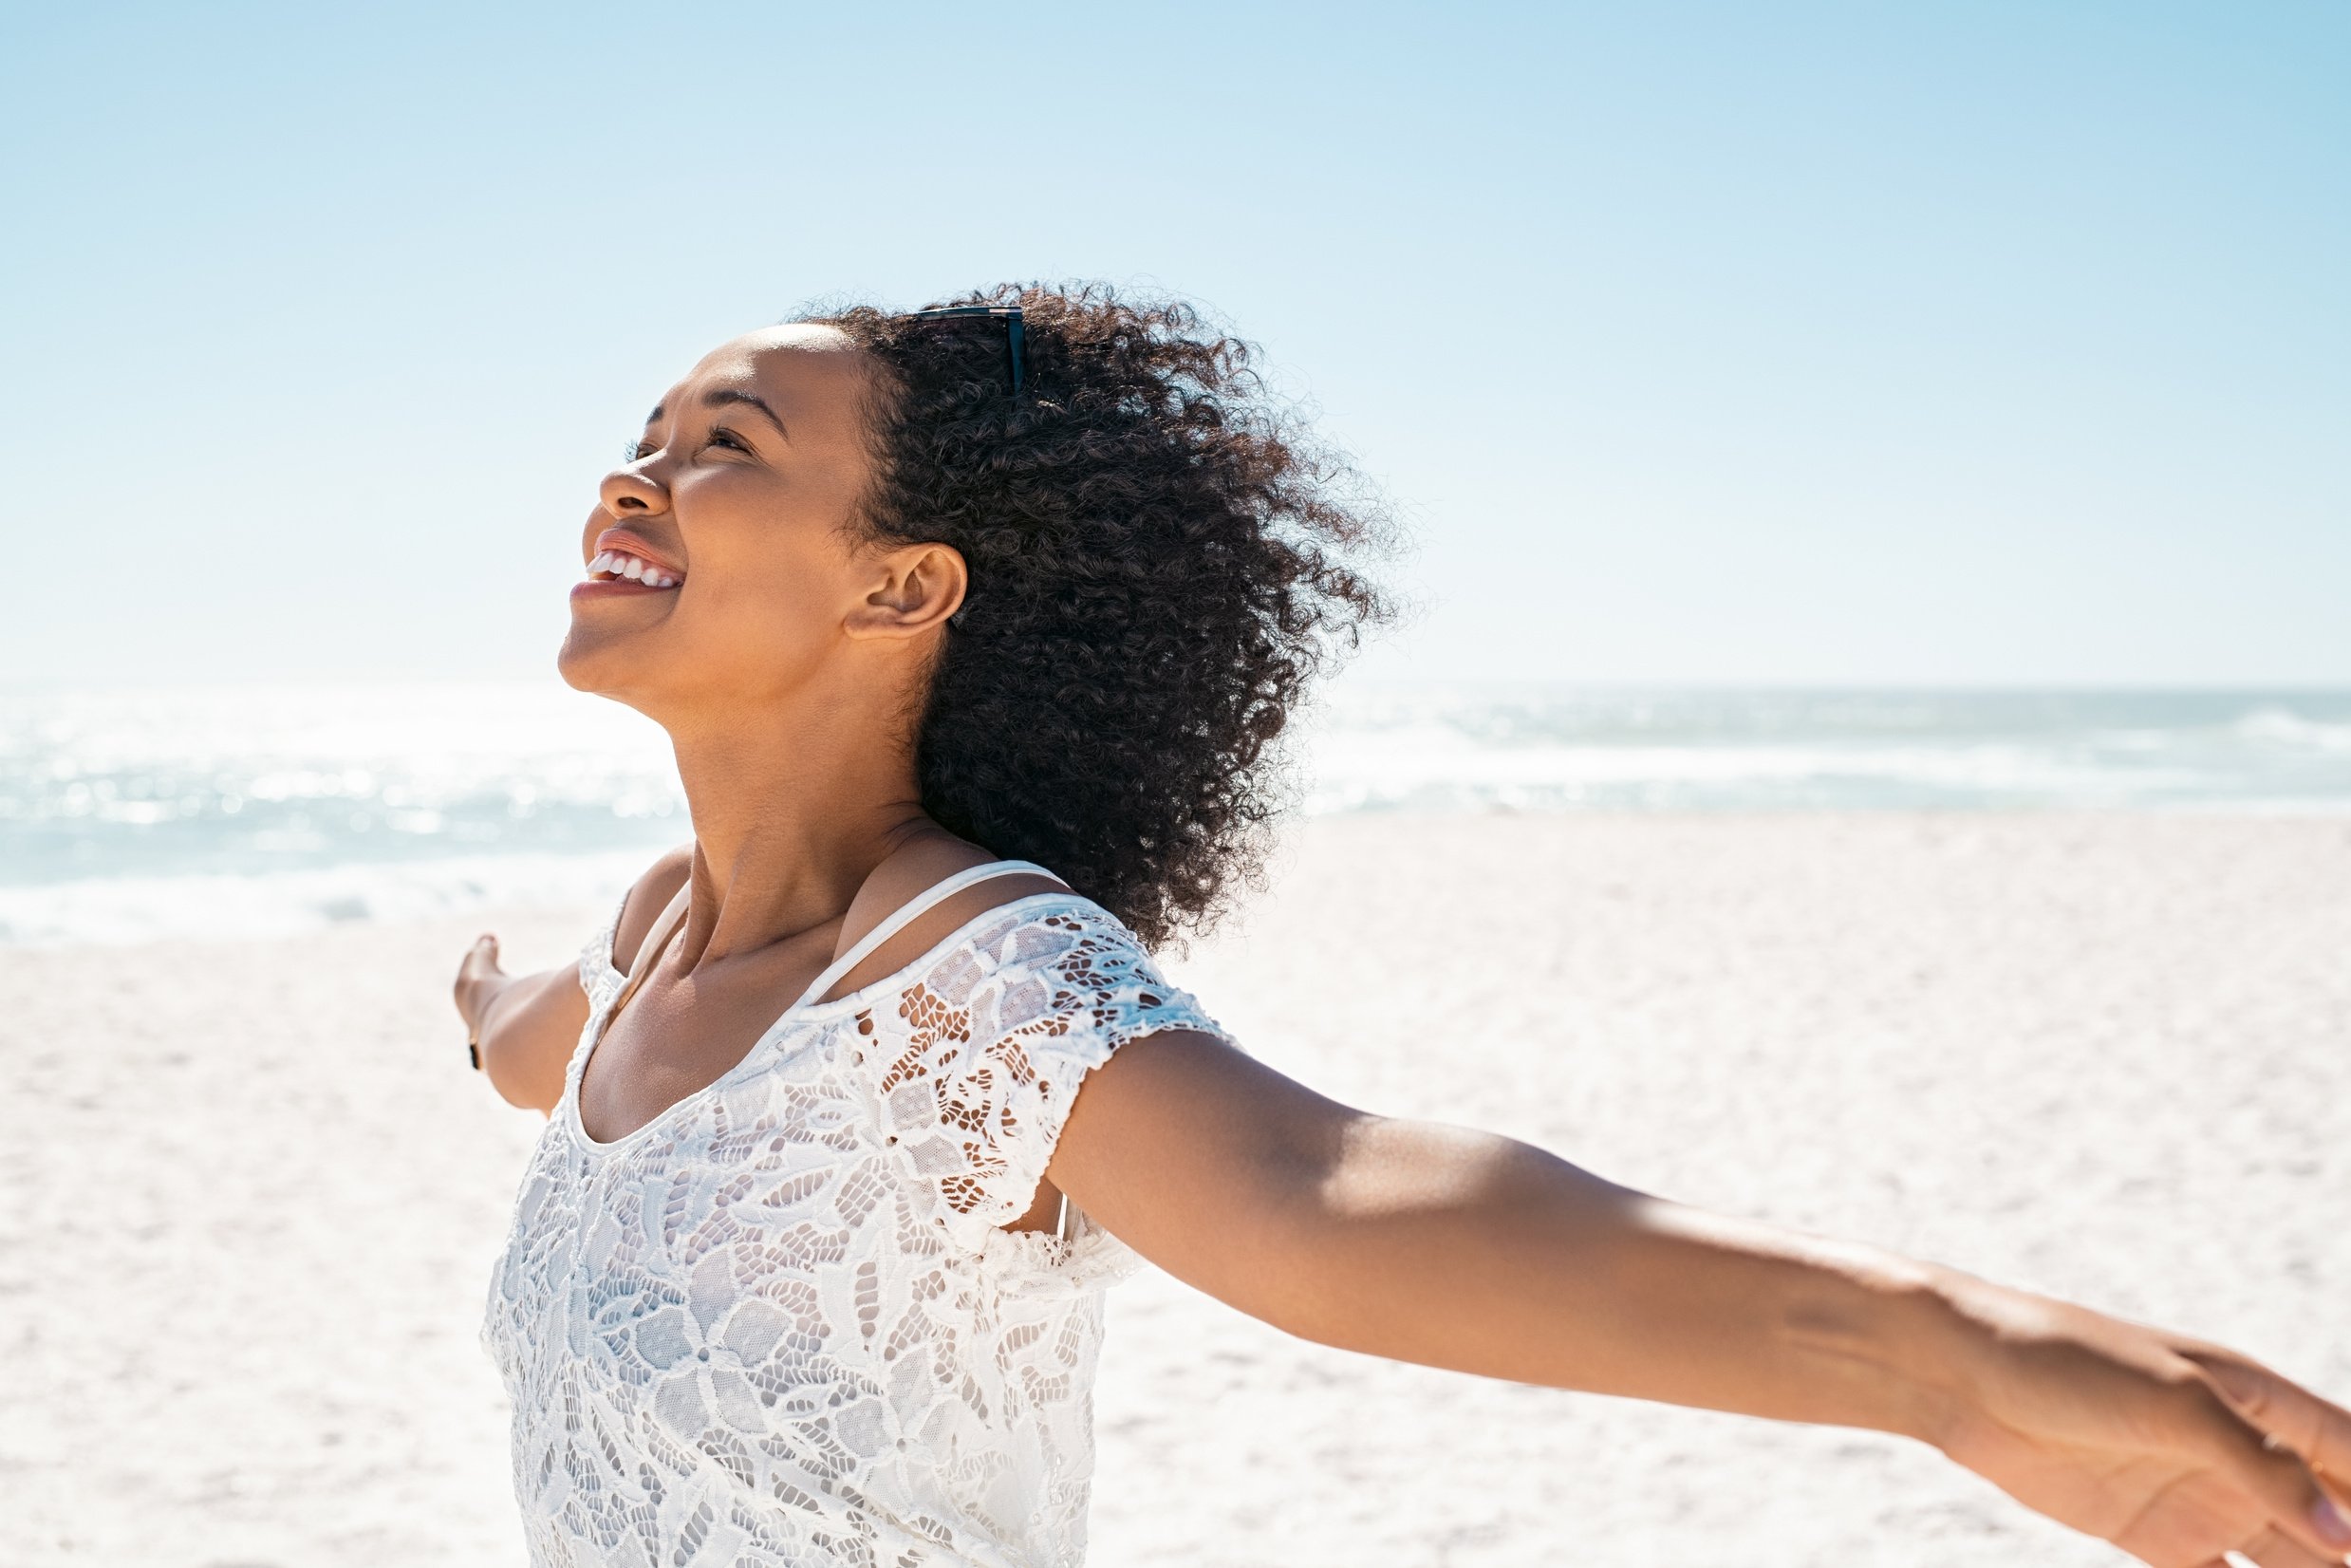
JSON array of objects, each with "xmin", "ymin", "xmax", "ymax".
[{"xmin": 792, "ymin": 858, "xmax": 1063, "ymax": 1012}]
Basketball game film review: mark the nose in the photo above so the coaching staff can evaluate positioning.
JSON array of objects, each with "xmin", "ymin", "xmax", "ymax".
[{"xmin": 599, "ymin": 461, "xmax": 668, "ymax": 518}]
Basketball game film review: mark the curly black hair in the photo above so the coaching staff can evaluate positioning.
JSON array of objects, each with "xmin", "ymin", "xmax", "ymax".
[{"xmin": 797, "ymin": 282, "xmax": 1396, "ymax": 951}]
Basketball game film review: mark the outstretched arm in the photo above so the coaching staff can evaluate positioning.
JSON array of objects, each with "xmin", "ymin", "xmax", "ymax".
[
  {"xmin": 1050, "ymin": 1031, "xmax": 2351, "ymax": 1567},
  {"xmin": 454, "ymin": 943, "xmax": 590, "ymax": 1112},
  {"xmin": 453, "ymin": 846, "xmax": 692, "ymax": 1113}
]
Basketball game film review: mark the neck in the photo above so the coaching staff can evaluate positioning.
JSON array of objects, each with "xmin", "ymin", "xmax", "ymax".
[{"xmin": 658, "ymin": 680, "xmax": 931, "ymax": 966}]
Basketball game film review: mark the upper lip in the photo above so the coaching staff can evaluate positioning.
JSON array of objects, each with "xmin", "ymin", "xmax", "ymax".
[{"xmin": 588, "ymin": 529, "xmax": 686, "ymax": 579}]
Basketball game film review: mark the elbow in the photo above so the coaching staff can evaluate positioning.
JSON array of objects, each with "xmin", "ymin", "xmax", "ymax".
[
  {"xmin": 480, "ymin": 1036, "xmax": 565, "ymax": 1115},
  {"xmin": 477, "ymin": 1038, "xmax": 534, "ymax": 1111},
  {"xmin": 482, "ymin": 1060, "xmax": 544, "ymax": 1113}
]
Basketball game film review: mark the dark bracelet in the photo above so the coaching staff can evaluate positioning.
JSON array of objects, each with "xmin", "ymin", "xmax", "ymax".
[{"xmin": 467, "ymin": 1030, "xmax": 483, "ymax": 1071}]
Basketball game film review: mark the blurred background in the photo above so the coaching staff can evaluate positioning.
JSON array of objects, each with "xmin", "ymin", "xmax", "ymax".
[{"xmin": 2, "ymin": 5, "xmax": 2345, "ymax": 1567}]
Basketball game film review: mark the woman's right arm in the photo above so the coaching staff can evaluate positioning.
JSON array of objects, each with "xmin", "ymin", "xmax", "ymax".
[{"xmin": 453, "ymin": 846, "xmax": 693, "ymax": 1113}]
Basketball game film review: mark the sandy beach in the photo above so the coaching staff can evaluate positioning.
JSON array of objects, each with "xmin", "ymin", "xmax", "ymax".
[{"xmin": 5, "ymin": 812, "xmax": 2347, "ymax": 1567}]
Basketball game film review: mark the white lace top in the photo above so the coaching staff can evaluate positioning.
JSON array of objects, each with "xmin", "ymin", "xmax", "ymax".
[{"xmin": 479, "ymin": 861, "xmax": 1229, "ymax": 1568}]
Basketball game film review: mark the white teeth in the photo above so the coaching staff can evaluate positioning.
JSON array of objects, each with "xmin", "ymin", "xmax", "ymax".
[{"xmin": 585, "ymin": 550, "xmax": 681, "ymax": 587}]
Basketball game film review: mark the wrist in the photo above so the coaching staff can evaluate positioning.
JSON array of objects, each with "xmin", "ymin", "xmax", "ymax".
[
  {"xmin": 466, "ymin": 974, "xmax": 514, "ymax": 1043},
  {"xmin": 1775, "ymin": 1245, "xmax": 1986, "ymax": 1450},
  {"xmin": 1882, "ymin": 1260, "xmax": 2008, "ymax": 1453}
]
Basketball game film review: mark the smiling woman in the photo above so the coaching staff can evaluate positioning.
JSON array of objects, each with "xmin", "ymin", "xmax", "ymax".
[{"xmin": 454, "ymin": 283, "xmax": 2351, "ymax": 1568}]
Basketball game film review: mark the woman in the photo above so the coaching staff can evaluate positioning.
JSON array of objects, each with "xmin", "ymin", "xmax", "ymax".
[{"xmin": 454, "ymin": 284, "xmax": 2349, "ymax": 1568}]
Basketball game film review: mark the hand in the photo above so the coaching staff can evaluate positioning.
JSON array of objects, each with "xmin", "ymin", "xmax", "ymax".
[
  {"xmin": 454, "ymin": 932, "xmax": 510, "ymax": 1043},
  {"xmin": 1928, "ymin": 1272, "xmax": 2351, "ymax": 1566}
]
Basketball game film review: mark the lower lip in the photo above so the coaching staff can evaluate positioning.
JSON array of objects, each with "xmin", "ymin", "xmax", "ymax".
[{"xmin": 569, "ymin": 577, "xmax": 682, "ymax": 602}]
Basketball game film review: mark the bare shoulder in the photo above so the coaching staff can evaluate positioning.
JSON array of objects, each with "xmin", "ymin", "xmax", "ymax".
[
  {"xmin": 819, "ymin": 832, "xmax": 1072, "ymax": 1001},
  {"xmin": 611, "ymin": 844, "xmax": 694, "ymax": 977}
]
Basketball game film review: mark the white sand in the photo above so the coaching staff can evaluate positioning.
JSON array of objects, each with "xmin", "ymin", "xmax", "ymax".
[{"xmin": 4, "ymin": 813, "xmax": 2347, "ymax": 1566}]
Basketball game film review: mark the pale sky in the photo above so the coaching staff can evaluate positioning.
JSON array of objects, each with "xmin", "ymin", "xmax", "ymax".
[{"xmin": 6, "ymin": 1, "xmax": 2345, "ymax": 690}]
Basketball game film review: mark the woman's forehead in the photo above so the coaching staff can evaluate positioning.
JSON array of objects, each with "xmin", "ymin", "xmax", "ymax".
[
  {"xmin": 650, "ymin": 324, "xmax": 869, "ymax": 430},
  {"xmin": 700, "ymin": 322, "xmax": 858, "ymax": 373}
]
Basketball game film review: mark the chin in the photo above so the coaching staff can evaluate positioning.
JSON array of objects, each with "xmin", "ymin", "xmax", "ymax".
[
  {"xmin": 555, "ymin": 629, "xmax": 619, "ymax": 696},
  {"xmin": 555, "ymin": 636, "xmax": 679, "ymax": 728}
]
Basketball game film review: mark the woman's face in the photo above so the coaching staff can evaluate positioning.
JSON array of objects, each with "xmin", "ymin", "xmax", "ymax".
[{"xmin": 557, "ymin": 325, "xmax": 959, "ymax": 719}]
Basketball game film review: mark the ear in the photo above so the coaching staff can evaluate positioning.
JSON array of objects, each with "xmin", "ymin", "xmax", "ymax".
[{"xmin": 842, "ymin": 542, "xmax": 968, "ymax": 642}]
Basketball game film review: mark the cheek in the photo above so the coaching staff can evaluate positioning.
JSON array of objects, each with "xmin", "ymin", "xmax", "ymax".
[
  {"xmin": 663, "ymin": 471, "xmax": 868, "ymax": 677},
  {"xmin": 658, "ymin": 541, "xmax": 849, "ymax": 685},
  {"xmin": 689, "ymin": 493, "xmax": 855, "ymax": 627},
  {"xmin": 685, "ymin": 566, "xmax": 835, "ymax": 657}
]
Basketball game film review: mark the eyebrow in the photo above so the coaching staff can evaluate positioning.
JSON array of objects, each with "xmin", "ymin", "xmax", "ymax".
[
  {"xmin": 705, "ymin": 388, "xmax": 792, "ymax": 440},
  {"xmin": 641, "ymin": 388, "xmax": 791, "ymax": 442}
]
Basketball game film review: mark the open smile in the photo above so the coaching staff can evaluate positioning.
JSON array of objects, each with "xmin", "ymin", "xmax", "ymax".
[
  {"xmin": 570, "ymin": 534, "xmax": 686, "ymax": 604},
  {"xmin": 583, "ymin": 550, "xmax": 682, "ymax": 588}
]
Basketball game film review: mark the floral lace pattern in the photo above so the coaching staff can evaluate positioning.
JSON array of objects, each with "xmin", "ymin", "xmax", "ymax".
[{"xmin": 480, "ymin": 892, "xmax": 1226, "ymax": 1568}]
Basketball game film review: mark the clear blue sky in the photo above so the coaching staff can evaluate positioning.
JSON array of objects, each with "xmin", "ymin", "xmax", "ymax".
[{"xmin": 6, "ymin": 1, "xmax": 2344, "ymax": 688}]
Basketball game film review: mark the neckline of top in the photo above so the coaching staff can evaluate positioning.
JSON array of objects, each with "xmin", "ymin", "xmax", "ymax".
[
  {"xmin": 566, "ymin": 882, "xmax": 1097, "ymax": 1155},
  {"xmin": 586, "ymin": 858, "xmax": 1057, "ymax": 992}
]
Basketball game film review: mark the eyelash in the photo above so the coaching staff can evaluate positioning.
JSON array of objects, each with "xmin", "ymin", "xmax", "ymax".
[{"xmin": 621, "ymin": 428, "xmax": 747, "ymax": 463}]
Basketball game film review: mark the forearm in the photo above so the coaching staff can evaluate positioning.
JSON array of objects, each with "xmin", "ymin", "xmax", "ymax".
[
  {"xmin": 472, "ymin": 964, "xmax": 587, "ymax": 1111},
  {"xmin": 1264, "ymin": 1118, "xmax": 1973, "ymax": 1447}
]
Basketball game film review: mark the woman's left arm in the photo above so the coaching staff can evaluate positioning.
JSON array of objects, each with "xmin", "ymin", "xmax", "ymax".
[{"xmin": 1049, "ymin": 1030, "xmax": 2351, "ymax": 1567}]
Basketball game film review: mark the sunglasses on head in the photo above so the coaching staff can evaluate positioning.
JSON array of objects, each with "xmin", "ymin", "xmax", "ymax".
[{"xmin": 905, "ymin": 304, "xmax": 1026, "ymax": 394}]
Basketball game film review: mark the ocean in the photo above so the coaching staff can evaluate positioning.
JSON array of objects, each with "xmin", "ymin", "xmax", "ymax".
[{"xmin": 4, "ymin": 683, "xmax": 2346, "ymax": 946}]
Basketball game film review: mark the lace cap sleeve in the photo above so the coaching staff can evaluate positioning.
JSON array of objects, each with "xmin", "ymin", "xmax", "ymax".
[{"xmin": 855, "ymin": 898, "xmax": 1228, "ymax": 1255}]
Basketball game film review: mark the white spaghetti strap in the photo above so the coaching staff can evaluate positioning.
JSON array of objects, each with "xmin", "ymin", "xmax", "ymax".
[{"xmin": 790, "ymin": 859, "xmax": 1062, "ymax": 1012}]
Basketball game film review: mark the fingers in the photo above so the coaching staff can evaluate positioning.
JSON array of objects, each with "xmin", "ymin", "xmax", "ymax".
[
  {"xmin": 458, "ymin": 933, "xmax": 503, "ymax": 979},
  {"xmin": 2182, "ymin": 1349, "xmax": 2351, "ymax": 1496},
  {"xmin": 2192, "ymin": 1532, "xmax": 2344, "ymax": 1568},
  {"xmin": 2230, "ymin": 1521, "xmax": 2347, "ymax": 1568},
  {"xmin": 2179, "ymin": 1384, "xmax": 2351, "ymax": 1563}
]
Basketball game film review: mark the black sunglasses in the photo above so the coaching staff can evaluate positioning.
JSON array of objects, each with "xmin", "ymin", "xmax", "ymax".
[{"xmin": 905, "ymin": 304, "xmax": 1027, "ymax": 394}]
